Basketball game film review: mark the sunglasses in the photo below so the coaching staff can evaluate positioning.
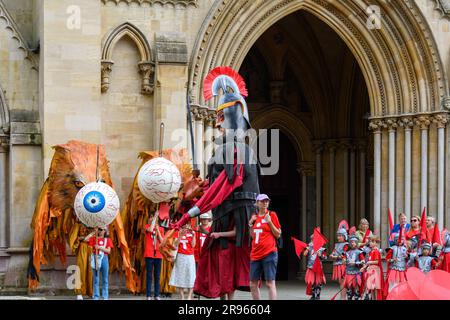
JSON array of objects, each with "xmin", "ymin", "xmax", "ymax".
[{"xmin": 411, "ymin": 219, "xmax": 418, "ymax": 222}]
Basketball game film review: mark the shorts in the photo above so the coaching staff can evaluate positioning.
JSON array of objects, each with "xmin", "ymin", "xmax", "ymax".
[{"xmin": 250, "ymin": 251, "xmax": 278, "ymax": 281}]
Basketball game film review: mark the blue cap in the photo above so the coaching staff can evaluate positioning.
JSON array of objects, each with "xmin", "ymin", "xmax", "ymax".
[{"xmin": 256, "ymin": 194, "xmax": 270, "ymax": 201}]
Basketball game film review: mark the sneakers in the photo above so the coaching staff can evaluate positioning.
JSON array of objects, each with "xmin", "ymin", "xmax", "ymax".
[
  {"xmin": 147, "ymin": 297, "xmax": 153, "ymax": 300},
  {"xmin": 76, "ymin": 295, "xmax": 83, "ymax": 300},
  {"xmin": 154, "ymin": 296, "xmax": 161, "ymax": 300}
]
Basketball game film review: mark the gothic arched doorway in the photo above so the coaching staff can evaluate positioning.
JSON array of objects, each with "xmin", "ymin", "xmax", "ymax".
[
  {"xmin": 242, "ymin": 9, "xmax": 373, "ymax": 278},
  {"xmin": 190, "ymin": 0, "xmax": 448, "ymax": 245}
]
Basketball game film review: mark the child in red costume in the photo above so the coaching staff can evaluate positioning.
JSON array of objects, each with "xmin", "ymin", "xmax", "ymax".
[
  {"xmin": 343, "ymin": 234, "xmax": 365, "ymax": 300},
  {"xmin": 385, "ymin": 233, "xmax": 408, "ymax": 292},
  {"xmin": 360, "ymin": 235, "xmax": 385, "ymax": 300},
  {"xmin": 303, "ymin": 234, "xmax": 327, "ymax": 300},
  {"xmin": 329, "ymin": 222, "xmax": 348, "ymax": 300}
]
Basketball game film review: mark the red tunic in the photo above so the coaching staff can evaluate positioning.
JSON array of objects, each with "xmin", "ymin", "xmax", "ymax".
[
  {"xmin": 144, "ymin": 225, "xmax": 164, "ymax": 259},
  {"xmin": 194, "ymin": 226, "xmax": 211, "ymax": 262},
  {"xmin": 88, "ymin": 237, "xmax": 112, "ymax": 255},
  {"xmin": 193, "ymin": 165, "xmax": 251, "ymax": 298}
]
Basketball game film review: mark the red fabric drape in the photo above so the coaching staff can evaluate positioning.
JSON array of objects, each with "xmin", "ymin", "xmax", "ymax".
[{"xmin": 195, "ymin": 164, "xmax": 244, "ymax": 213}]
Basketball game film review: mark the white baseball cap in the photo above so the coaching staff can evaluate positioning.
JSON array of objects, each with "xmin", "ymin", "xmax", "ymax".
[{"xmin": 200, "ymin": 211, "xmax": 212, "ymax": 219}]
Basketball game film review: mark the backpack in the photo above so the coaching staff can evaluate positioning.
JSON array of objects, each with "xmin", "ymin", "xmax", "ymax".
[{"xmin": 268, "ymin": 211, "xmax": 283, "ymax": 249}]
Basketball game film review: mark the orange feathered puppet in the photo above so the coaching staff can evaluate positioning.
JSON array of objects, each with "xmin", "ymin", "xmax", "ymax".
[
  {"xmin": 27, "ymin": 140, "xmax": 136, "ymax": 295},
  {"xmin": 121, "ymin": 148, "xmax": 205, "ymax": 294}
]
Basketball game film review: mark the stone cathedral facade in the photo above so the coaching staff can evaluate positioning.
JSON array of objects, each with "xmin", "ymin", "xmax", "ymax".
[{"xmin": 0, "ymin": 0, "xmax": 449, "ymax": 289}]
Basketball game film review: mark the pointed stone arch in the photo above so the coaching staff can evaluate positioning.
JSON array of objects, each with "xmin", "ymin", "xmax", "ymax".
[
  {"xmin": 101, "ymin": 22, "xmax": 154, "ymax": 94},
  {"xmin": 0, "ymin": 2, "xmax": 38, "ymax": 71},
  {"xmin": 251, "ymin": 106, "xmax": 314, "ymax": 163},
  {"xmin": 189, "ymin": 0, "xmax": 449, "ymax": 116}
]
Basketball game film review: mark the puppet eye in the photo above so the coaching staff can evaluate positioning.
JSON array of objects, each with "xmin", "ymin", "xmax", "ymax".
[
  {"xmin": 74, "ymin": 181, "xmax": 85, "ymax": 188},
  {"xmin": 82, "ymin": 191, "xmax": 106, "ymax": 213}
]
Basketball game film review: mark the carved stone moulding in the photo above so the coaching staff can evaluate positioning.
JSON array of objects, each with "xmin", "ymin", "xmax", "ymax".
[
  {"xmin": 101, "ymin": 0, "xmax": 198, "ymax": 7},
  {"xmin": 138, "ymin": 61, "xmax": 155, "ymax": 95},
  {"xmin": 368, "ymin": 112, "xmax": 450, "ymax": 132},
  {"xmin": 101, "ymin": 60, "xmax": 114, "ymax": 93},
  {"xmin": 0, "ymin": 135, "xmax": 9, "ymax": 152},
  {"xmin": 190, "ymin": 104, "xmax": 209, "ymax": 122},
  {"xmin": 434, "ymin": 0, "xmax": 450, "ymax": 18},
  {"xmin": 0, "ymin": 2, "xmax": 38, "ymax": 70},
  {"xmin": 297, "ymin": 161, "xmax": 315, "ymax": 176}
]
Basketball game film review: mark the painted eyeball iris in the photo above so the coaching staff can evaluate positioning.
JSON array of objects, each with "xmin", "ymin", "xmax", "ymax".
[
  {"xmin": 74, "ymin": 182, "xmax": 120, "ymax": 228},
  {"xmin": 83, "ymin": 191, "xmax": 106, "ymax": 213}
]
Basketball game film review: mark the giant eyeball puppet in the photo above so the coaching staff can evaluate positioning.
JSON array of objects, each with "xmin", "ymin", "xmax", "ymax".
[
  {"xmin": 137, "ymin": 157, "xmax": 182, "ymax": 203},
  {"xmin": 74, "ymin": 182, "xmax": 120, "ymax": 228}
]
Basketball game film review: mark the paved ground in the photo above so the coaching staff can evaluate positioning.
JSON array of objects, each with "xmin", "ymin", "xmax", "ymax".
[{"xmin": 0, "ymin": 281, "xmax": 342, "ymax": 300}]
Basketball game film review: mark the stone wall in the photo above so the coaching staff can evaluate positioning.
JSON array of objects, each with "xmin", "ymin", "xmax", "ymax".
[{"xmin": 0, "ymin": 0, "xmax": 41, "ymax": 289}]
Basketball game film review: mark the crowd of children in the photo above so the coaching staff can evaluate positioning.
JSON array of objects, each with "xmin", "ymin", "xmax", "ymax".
[{"xmin": 300, "ymin": 214, "xmax": 448, "ymax": 300}]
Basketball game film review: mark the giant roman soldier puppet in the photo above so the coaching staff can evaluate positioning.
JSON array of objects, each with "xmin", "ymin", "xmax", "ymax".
[{"xmin": 169, "ymin": 66, "xmax": 260, "ymax": 298}]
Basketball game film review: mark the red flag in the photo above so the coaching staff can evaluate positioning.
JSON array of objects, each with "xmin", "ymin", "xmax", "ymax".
[
  {"xmin": 420, "ymin": 207, "xmax": 427, "ymax": 243},
  {"xmin": 441, "ymin": 229, "xmax": 448, "ymax": 245},
  {"xmin": 388, "ymin": 208, "xmax": 394, "ymax": 232},
  {"xmin": 291, "ymin": 237, "xmax": 307, "ymax": 258},
  {"xmin": 313, "ymin": 227, "xmax": 328, "ymax": 252},
  {"xmin": 432, "ymin": 224, "xmax": 442, "ymax": 246}
]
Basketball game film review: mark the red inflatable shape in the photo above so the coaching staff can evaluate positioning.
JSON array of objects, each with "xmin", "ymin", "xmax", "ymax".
[{"xmin": 386, "ymin": 281, "xmax": 418, "ymax": 300}]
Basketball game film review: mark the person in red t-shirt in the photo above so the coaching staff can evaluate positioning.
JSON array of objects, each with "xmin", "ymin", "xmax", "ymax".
[
  {"xmin": 144, "ymin": 214, "xmax": 164, "ymax": 300},
  {"xmin": 194, "ymin": 212, "xmax": 212, "ymax": 264},
  {"xmin": 84, "ymin": 228, "xmax": 113, "ymax": 300},
  {"xmin": 248, "ymin": 194, "xmax": 281, "ymax": 300},
  {"xmin": 169, "ymin": 223, "xmax": 196, "ymax": 300}
]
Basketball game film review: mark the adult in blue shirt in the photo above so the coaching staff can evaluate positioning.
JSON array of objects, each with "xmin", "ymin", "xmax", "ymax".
[{"xmin": 389, "ymin": 212, "xmax": 410, "ymax": 246}]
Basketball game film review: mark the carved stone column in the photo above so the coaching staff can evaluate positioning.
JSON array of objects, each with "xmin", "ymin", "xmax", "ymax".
[
  {"xmin": 138, "ymin": 61, "xmax": 155, "ymax": 95},
  {"xmin": 314, "ymin": 142, "xmax": 323, "ymax": 228},
  {"xmin": 349, "ymin": 144, "xmax": 356, "ymax": 226},
  {"xmin": 298, "ymin": 162, "xmax": 315, "ymax": 272},
  {"xmin": 386, "ymin": 118, "xmax": 398, "ymax": 219},
  {"xmin": 369, "ymin": 120, "xmax": 385, "ymax": 236},
  {"xmin": 416, "ymin": 115, "xmax": 431, "ymax": 212},
  {"xmin": 191, "ymin": 105, "xmax": 208, "ymax": 177},
  {"xmin": 357, "ymin": 142, "xmax": 366, "ymax": 220},
  {"xmin": 100, "ymin": 60, "xmax": 114, "ymax": 93},
  {"xmin": 434, "ymin": 114, "xmax": 448, "ymax": 228},
  {"xmin": 0, "ymin": 135, "xmax": 9, "ymax": 250},
  {"xmin": 204, "ymin": 109, "xmax": 216, "ymax": 174},
  {"xmin": 328, "ymin": 142, "xmax": 336, "ymax": 242},
  {"xmin": 338, "ymin": 140, "xmax": 351, "ymax": 224},
  {"xmin": 400, "ymin": 117, "xmax": 414, "ymax": 219}
]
